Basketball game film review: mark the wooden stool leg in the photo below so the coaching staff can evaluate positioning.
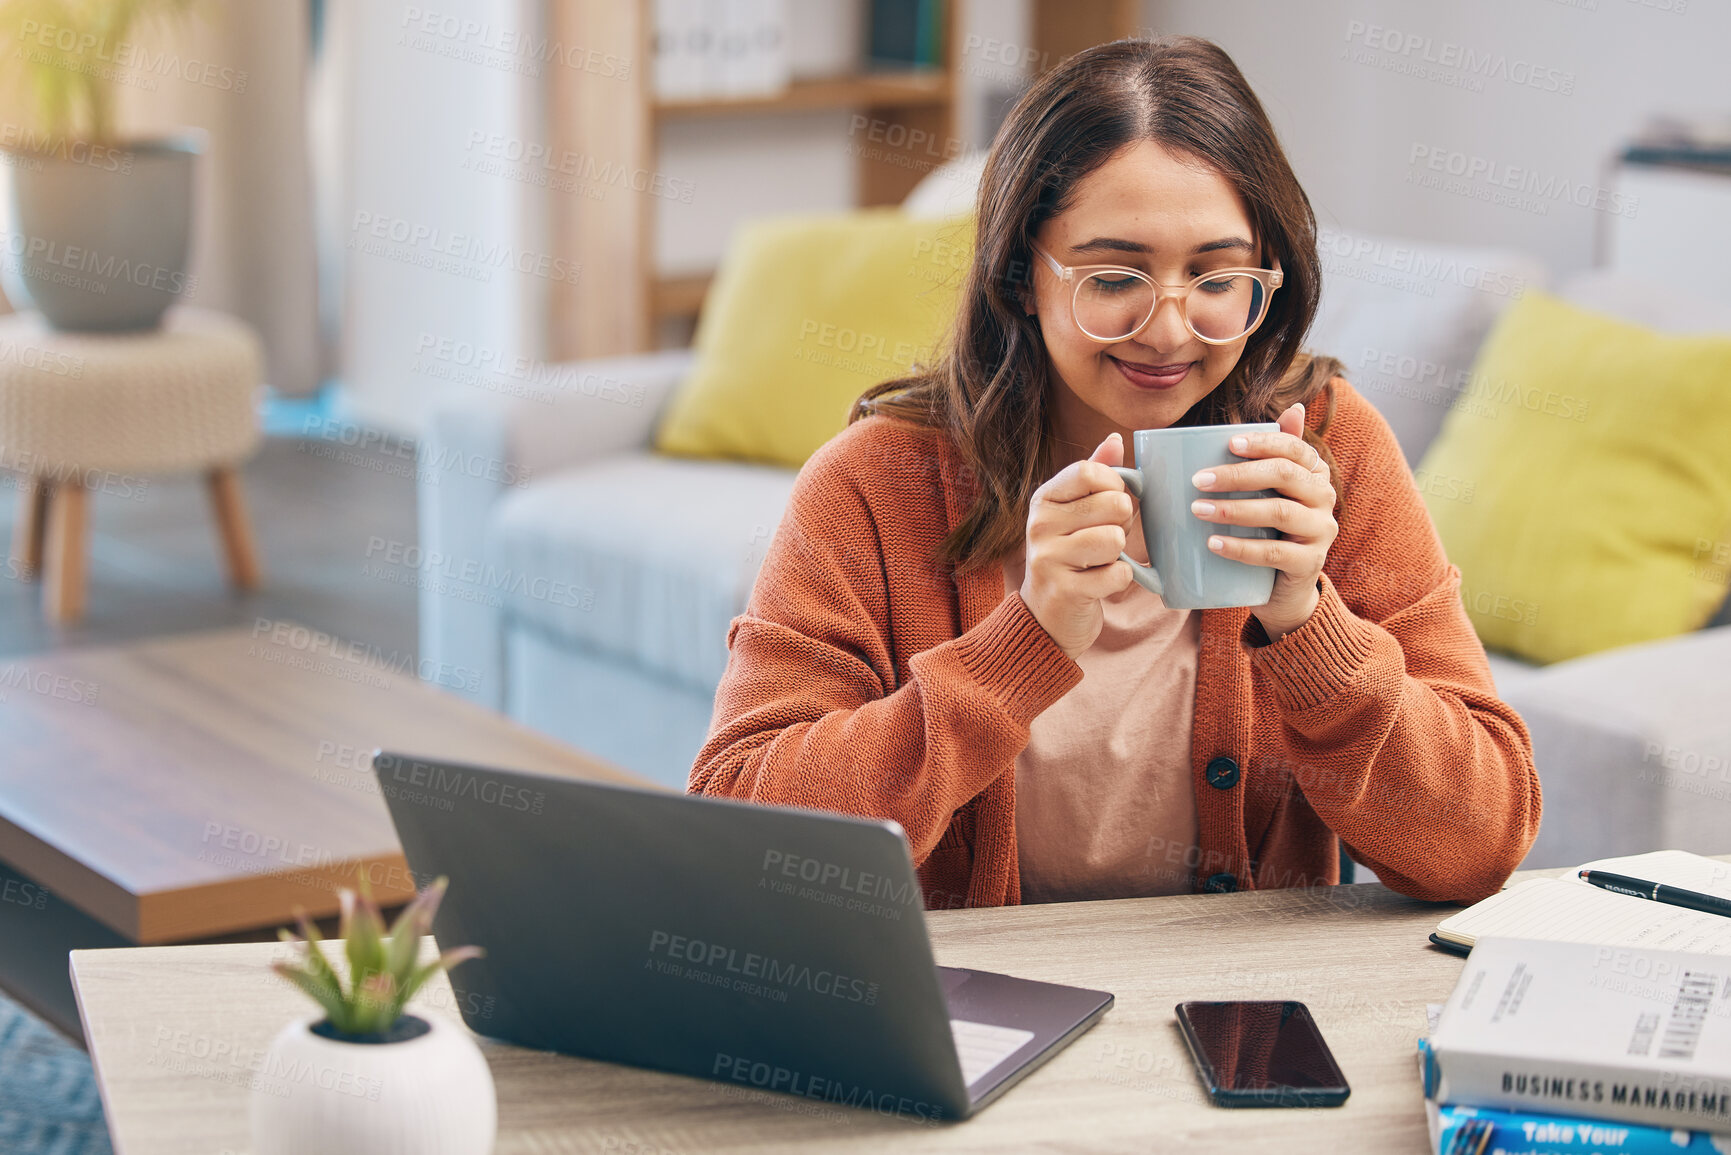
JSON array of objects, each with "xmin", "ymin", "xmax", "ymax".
[
  {"xmin": 42, "ymin": 480, "xmax": 88, "ymax": 624},
  {"xmin": 207, "ymin": 466, "xmax": 262, "ymax": 591},
  {"xmin": 10, "ymin": 476, "xmax": 53, "ymax": 579}
]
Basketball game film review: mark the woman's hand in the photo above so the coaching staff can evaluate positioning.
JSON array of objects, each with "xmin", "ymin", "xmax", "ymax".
[
  {"xmin": 1019, "ymin": 431, "xmax": 1137, "ymax": 661},
  {"xmin": 1190, "ymin": 402, "xmax": 1338, "ymax": 642}
]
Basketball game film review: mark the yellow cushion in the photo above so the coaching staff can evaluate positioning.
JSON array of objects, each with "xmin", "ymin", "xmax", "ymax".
[
  {"xmin": 1416, "ymin": 290, "xmax": 1731, "ymax": 664},
  {"xmin": 653, "ymin": 209, "xmax": 971, "ymax": 469}
]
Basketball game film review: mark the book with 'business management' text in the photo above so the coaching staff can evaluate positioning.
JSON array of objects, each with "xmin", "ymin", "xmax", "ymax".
[{"xmin": 1426, "ymin": 937, "xmax": 1731, "ymax": 1135}]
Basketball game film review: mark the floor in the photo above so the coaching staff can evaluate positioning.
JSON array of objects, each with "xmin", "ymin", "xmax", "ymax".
[
  {"xmin": 0, "ymin": 997, "xmax": 112, "ymax": 1155},
  {"xmin": 0, "ymin": 434, "xmax": 420, "ymax": 1154},
  {"xmin": 0, "ymin": 436, "xmax": 418, "ymax": 661}
]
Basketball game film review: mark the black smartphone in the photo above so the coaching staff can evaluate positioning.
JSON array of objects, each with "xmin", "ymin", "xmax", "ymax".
[{"xmin": 1174, "ymin": 1000, "xmax": 1351, "ymax": 1108}]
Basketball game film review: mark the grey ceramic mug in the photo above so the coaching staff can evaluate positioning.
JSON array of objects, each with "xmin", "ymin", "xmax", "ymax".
[{"xmin": 1109, "ymin": 422, "xmax": 1280, "ymax": 610}]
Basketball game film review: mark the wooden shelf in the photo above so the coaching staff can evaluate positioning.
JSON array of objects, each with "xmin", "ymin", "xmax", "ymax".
[
  {"xmin": 550, "ymin": 0, "xmax": 1138, "ymax": 356},
  {"xmin": 655, "ymin": 70, "xmax": 951, "ymax": 120},
  {"xmin": 651, "ymin": 273, "xmax": 714, "ymax": 320}
]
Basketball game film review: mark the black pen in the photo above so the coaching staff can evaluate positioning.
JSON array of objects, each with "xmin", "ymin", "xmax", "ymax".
[{"xmin": 1578, "ymin": 870, "xmax": 1731, "ymax": 919}]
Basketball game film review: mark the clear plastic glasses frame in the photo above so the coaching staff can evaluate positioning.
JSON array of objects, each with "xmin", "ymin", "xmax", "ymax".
[{"xmin": 1030, "ymin": 241, "xmax": 1284, "ymax": 345}]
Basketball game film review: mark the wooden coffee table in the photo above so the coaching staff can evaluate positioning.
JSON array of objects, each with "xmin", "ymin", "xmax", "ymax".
[{"xmin": 0, "ymin": 621, "xmax": 646, "ymax": 1040}]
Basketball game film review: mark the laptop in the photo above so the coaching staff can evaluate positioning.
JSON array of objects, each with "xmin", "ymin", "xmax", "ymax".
[{"xmin": 373, "ymin": 751, "xmax": 1113, "ymax": 1122}]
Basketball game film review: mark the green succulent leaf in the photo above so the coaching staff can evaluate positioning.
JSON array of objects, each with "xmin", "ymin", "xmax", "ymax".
[
  {"xmin": 271, "ymin": 961, "xmax": 350, "ymax": 1033},
  {"xmin": 343, "ymin": 883, "xmax": 387, "ymax": 998},
  {"xmin": 354, "ymin": 970, "xmax": 399, "ymax": 1035},
  {"xmin": 398, "ymin": 945, "xmax": 485, "ymax": 1008},
  {"xmin": 292, "ymin": 905, "xmax": 325, "ymax": 947},
  {"xmin": 382, "ymin": 876, "xmax": 443, "ymax": 985},
  {"xmin": 284, "ymin": 910, "xmax": 347, "ymax": 1005}
]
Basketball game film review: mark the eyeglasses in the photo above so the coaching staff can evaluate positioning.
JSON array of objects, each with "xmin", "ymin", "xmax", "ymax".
[{"xmin": 1030, "ymin": 242, "xmax": 1284, "ymax": 345}]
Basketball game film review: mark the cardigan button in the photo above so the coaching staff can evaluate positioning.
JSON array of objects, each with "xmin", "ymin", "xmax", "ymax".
[
  {"xmin": 1204, "ymin": 872, "xmax": 1238, "ymax": 894},
  {"xmin": 1205, "ymin": 755, "xmax": 1241, "ymax": 789}
]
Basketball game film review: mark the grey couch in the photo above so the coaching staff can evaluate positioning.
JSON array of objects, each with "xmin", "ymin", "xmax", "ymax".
[{"xmin": 418, "ymin": 217, "xmax": 1731, "ymax": 871}]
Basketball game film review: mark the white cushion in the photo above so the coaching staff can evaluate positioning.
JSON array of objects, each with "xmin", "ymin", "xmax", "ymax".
[
  {"xmin": 486, "ymin": 452, "xmax": 798, "ymax": 691},
  {"xmin": 503, "ymin": 623, "xmax": 717, "ymax": 790},
  {"xmin": 901, "ymin": 150, "xmax": 988, "ymax": 219},
  {"xmin": 1483, "ymin": 649, "xmax": 1542, "ymax": 696},
  {"xmin": 1556, "ymin": 267, "xmax": 1731, "ymax": 335},
  {"xmin": 1307, "ymin": 228, "xmax": 1546, "ymax": 465},
  {"xmin": 1506, "ymin": 625, "xmax": 1731, "ymax": 868}
]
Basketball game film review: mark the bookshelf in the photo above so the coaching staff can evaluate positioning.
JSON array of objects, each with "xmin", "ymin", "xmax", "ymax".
[
  {"xmin": 547, "ymin": 1, "xmax": 958, "ymax": 359},
  {"xmin": 547, "ymin": 0, "xmax": 1137, "ymax": 360},
  {"xmin": 654, "ymin": 70, "xmax": 952, "ymax": 119}
]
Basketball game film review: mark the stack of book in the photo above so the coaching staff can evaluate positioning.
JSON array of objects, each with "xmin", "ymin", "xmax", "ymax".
[
  {"xmin": 1417, "ymin": 851, "xmax": 1731, "ymax": 1154},
  {"xmin": 1419, "ymin": 999, "xmax": 1726, "ymax": 1154},
  {"xmin": 651, "ymin": 0, "xmax": 948, "ymax": 101},
  {"xmin": 1623, "ymin": 112, "xmax": 1731, "ymax": 171},
  {"xmin": 864, "ymin": 0, "xmax": 946, "ymax": 71},
  {"xmin": 652, "ymin": 0, "xmax": 791, "ymax": 100}
]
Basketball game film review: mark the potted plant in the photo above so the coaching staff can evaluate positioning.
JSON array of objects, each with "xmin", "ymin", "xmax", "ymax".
[
  {"xmin": 250, "ymin": 876, "xmax": 498, "ymax": 1155},
  {"xmin": 0, "ymin": 0, "xmax": 204, "ymax": 329}
]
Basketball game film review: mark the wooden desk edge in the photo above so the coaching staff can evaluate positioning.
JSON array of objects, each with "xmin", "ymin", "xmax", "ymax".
[{"xmin": 69, "ymin": 949, "xmax": 130, "ymax": 1152}]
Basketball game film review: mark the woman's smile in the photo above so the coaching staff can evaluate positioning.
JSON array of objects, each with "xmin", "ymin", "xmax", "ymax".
[{"xmin": 1110, "ymin": 355, "xmax": 1196, "ymax": 390}]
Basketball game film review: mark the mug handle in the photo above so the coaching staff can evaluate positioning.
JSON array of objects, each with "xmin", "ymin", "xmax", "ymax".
[{"xmin": 1109, "ymin": 466, "xmax": 1164, "ymax": 598}]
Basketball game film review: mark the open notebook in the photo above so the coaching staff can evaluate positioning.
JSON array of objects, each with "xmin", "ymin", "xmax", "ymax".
[{"xmin": 1433, "ymin": 850, "xmax": 1731, "ymax": 954}]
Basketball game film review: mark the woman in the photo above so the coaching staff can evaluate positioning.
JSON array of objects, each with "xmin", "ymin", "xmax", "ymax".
[{"xmin": 688, "ymin": 36, "xmax": 1539, "ymax": 908}]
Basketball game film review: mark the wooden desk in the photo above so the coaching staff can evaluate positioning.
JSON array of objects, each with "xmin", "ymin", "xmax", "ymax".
[
  {"xmin": 0, "ymin": 624, "xmax": 642, "ymax": 1037},
  {"xmin": 72, "ymin": 876, "xmax": 1500, "ymax": 1154}
]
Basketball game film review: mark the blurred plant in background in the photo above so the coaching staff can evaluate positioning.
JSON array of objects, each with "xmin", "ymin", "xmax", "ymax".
[{"xmin": 0, "ymin": 0, "xmax": 198, "ymax": 145}]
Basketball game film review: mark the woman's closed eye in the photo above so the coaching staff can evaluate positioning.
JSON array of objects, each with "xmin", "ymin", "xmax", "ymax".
[{"xmin": 1084, "ymin": 272, "xmax": 1144, "ymax": 294}]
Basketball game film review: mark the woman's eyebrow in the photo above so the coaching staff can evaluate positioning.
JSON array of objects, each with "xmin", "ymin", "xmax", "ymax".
[
  {"xmin": 1194, "ymin": 236, "xmax": 1255, "ymax": 255},
  {"xmin": 1072, "ymin": 236, "xmax": 1255, "ymax": 256}
]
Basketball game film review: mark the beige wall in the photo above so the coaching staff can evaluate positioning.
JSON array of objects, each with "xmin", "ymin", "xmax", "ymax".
[
  {"xmin": 1143, "ymin": 0, "xmax": 1726, "ymax": 279},
  {"xmin": 120, "ymin": 1, "xmax": 318, "ymax": 395}
]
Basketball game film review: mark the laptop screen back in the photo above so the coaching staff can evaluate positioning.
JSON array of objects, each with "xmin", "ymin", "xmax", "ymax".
[{"xmin": 374, "ymin": 752, "xmax": 972, "ymax": 1121}]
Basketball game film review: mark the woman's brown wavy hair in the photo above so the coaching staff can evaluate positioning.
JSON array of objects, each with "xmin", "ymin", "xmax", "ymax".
[{"xmin": 847, "ymin": 35, "xmax": 1345, "ymax": 578}]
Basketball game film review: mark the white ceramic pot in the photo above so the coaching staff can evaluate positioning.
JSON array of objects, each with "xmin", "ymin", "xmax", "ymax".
[
  {"xmin": 249, "ymin": 1013, "xmax": 496, "ymax": 1155},
  {"xmin": 2, "ymin": 136, "xmax": 199, "ymax": 331}
]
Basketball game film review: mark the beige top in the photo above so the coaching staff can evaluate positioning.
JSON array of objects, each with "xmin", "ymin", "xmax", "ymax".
[{"xmin": 1002, "ymin": 530, "xmax": 1203, "ymax": 903}]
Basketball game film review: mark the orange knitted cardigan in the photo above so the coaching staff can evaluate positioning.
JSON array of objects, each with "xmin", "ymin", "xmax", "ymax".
[{"xmin": 688, "ymin": 378, "xmax": 1541, "ymax": 908}]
